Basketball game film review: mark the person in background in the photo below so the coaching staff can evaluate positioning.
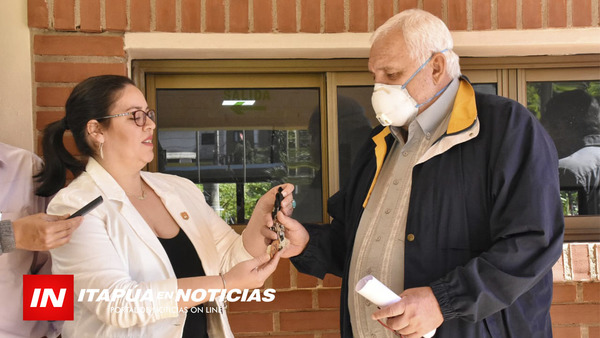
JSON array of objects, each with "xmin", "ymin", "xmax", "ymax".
[
  {"xmin": 0, "ymin": 142, "xmax": 82, "ymax": 338},
  {"xmin": 541, "ymin": 89, "xmax": 600, "ymax": 214},
  {"xmin": 278, "ymin": 9, "xmax": 564, "ymax": 337},
  {"xmin": 36, "ymin": 75, "xmax": 297, "ymax": 337}
]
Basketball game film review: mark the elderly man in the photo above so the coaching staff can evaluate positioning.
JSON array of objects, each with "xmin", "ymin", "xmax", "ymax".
[
  {"xmin": 280, "ymin": 8, "xmax": 564, "ymax": 338},
  {"xmin": 0, "ymin": 142, "xmax": 82, "ymax": 337}
]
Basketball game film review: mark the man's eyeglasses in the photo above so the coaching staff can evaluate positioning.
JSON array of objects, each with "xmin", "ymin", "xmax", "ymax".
[{"xmin": 96, "ymin": 110, "xmax": 156, "ymax": 127}]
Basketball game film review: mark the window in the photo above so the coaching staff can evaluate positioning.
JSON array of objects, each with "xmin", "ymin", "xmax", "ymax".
[{"xmin": 134, "ymin": 55, "xmax": 600, "ymax": 241}]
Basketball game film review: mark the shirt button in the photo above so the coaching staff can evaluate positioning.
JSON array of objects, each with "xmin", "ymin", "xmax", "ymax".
[
  {"xmin": 426, "ymin": 132, "xmax": 432, "ymax": 140},
  {"xmin": 385, "ymin": 209, "xmax": 391, "ymax": 214},
  {"xmin": 180, "ymin": 212, "xmax": 189, "ymax": 220},
  {"xmin": 402, "ymin": 151, "xmax": 408, "ymax": 157},
  {"xmin": 393, "ymin": 179, "xmax": 399, "ymax": 185},
  {"xmin": 376, "ymin": 236, "xmax": 381, "ymax": 241},
  {"xmin": 407, "ymin": 233, "xmax": 415, "ymax": 241}
]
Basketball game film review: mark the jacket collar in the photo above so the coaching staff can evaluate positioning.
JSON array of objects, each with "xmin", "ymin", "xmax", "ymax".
[
  {"xmin": 363, "ymin": 78, "xmax": 480, "ymax": 206},
  {"xmin": 84, "ymin": 157, "xmax": 176, "ymax": 276}
]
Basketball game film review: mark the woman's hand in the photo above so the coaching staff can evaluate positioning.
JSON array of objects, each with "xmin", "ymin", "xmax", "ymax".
[
  {"xmin": 243, "ymin": 184, "xmax": 295, "ymax": 257},
  {"xmin": 223, "ymin": 252, "xmax": 282, "ymax": 290}
]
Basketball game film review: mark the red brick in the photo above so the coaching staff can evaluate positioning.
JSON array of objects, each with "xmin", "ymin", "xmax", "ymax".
[
  {"xmin": 271, "ymin": 258, "xmax": 290, "ymax": 289},
  {"xmin": 590, "ymin": 326, "xmax": 600, "ymax": 338},
  {"xmin": 325, "ymin": 0, "xmax": 344, "ymax": 33},
  {"xmin": 276, "ymin": 0, "xmax": 296, "ymax": 32},
  {"xmin": 583, "ymin": 283, "xmax": 600, "ymax": 302},
  {"xmin": 549, "ymin": 0, "xmax": 567, "ymax": 28},
  {"xmin": 28, "ymin": 0, "xmax": 49, "ymax": 29},
  {"xmin": 80, "ymin": 0, "xmax": 102, "ymax": 32},
  {"xmin": 296, "ymin": 270, "xmax": 319, "ymax": 288},
  {"xmin": 552, "ymin": 326, "xmax": 582, "ymax": 338},
  {"xmin": 253, "ymin": 0, "xmax": 273, "ymax": 32},
  {"xmin": 35, "ymin": 62, "xmax": 127, "ymax": 83},
  {"xmin": 322, "ymin": 333, "xmax": 342, "ymax": 338},
  {"xmin": 422, "ymin": 0, "xmax": 443, "ymax": 19},
  {"xmin": 447, "ymin": 0, "xmax": 467, "ymax": 30},
  {"xmin": 230, "ymin": 0, "xmax": 249, "ymax": 33},
  {"xmin": 34, "ymin": 35, "xmax": 124, "ymax": 57},
  {"xmin": 279, "ymin": 310, "xmax": 340, "ymax": 331},
  {"xmin": 374, "ymin": 0, "xmax": 394, "ymax": 29},
  {"xmin": 553, "ymin": 283, "xmax": 577, "ymax": 303},
  {"xmin": 37, "ymin": 87, "xmax": 74, "ymax": 107},
  {"xmin": 472, "ymin": 0, "xmax": 491, "ymax": 29},
  {"xmin": 498, "ymin": 0, "xmax": 517, "ymax": 29},
  {"xmin": 228, "ymin": 289, "xmax": 313, "ymax": 312},
  {"xmin": 571, "ymin": 244, "xmax": 591, "ymax": 281},
  {"xmin": 553, "ymin": 251, "xmax": 565, "ymax": 282},
  {"xmin": 572, "ymin": 0, "xmax": 592, "ymax": 27},
  {"xmin": 318, "ymin": 288, "xmax": 341, "ymax": 308},
  {"xmin": 205, "ymin": 0, "xmax": 225, "ymax": 32},
  {"xmin": 522, "ymin": 0, "xmax": 542, "ymax": 29},
  {"xmin": 130, "ymin": 0, "xmax": 151, "ymax": 31},
  {"xmin": 156, "ymin": 0, "xmax": 177, "ymax": 32},
  {"xmin": 105, "ymin": 0, "xmax": 127, "ymax": 31},
  {"xmin": 551, "ymin": 303, "xmax": 600, "ymax": 324},
  {"xmin": 399, "ymin": 0, "xmax": 419, "ymax": 12},
  {"xmin": 36, "ymin": 111, "xmax": 66, "ymax": 131},
  {"xmin": 301, "ymin": 0, "xmax": 320, "ymax": 33},
  {"xmin": 349, "ymin": 0, "xmax": 367, "ymax": 32},
  {"xmin": 54, "ymin": 0, "xmax": 76, "ymax": 31},
  {"xmin": 323, "ymin": 274, "xmax": 342, "ymax": 287},
  {"xmin": 228, "ymin": 312, "xmax": 273, "ymax": 333},
  {"xmin": 181, "ymin": 0, "xmax": 201, "ymax": 32}
]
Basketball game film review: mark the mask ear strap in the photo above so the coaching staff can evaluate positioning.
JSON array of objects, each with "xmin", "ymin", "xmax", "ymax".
[
  {"xmin": 416, "ymin": 80, "xmax": 452, "ymax": 108},
  {"xmin": 401, "ymin": 49, "xmax": 450, "ymax": 90}
]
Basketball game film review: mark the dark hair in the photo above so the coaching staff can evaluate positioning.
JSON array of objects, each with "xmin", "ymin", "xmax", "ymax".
[
  {"xmin": 36, "ymin": 75, "xmax": 136, "ymax": 197},
  {"xmin": 541, "ymin": 89, "xmax": 600, "ymax": 158}
]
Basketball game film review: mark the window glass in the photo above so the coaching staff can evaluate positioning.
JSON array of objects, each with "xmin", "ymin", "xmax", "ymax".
[
  {"xmin": 472, "ymin": 83, "xmax": 497, "ymax": 95},
  {"xmin": 527, "ymin": 80, "xmax": 600, "ymax": 215},
  {"xmin": 156, "ymin": 88, "xmax": 323, "ymax": 224},
  {"xmin": 336, "ymin": 87, "xmax": 378, "ymax": 186}
]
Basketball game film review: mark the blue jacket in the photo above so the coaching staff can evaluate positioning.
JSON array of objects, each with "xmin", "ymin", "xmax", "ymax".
[{"xmin": 291, "ymin": 79, "xmax": 564, "ymax": 337}]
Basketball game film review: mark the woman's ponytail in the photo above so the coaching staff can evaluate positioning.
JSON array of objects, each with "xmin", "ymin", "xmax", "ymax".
[{"xmin": 35, "ymin": 118, "xmax": 85, "ymax": 197}]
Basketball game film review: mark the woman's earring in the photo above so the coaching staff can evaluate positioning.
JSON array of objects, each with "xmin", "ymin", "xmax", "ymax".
[{"xmin": 99, "ymin": 143, "xmax": 104, "ymax": 160}]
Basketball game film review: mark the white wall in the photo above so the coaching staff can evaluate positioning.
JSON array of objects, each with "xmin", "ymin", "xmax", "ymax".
[{"xmin": 0, "ymin": 1, "xmax": 34, "ymax": 151}]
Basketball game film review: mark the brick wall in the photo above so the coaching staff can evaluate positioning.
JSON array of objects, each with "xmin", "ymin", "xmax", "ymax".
[{"xmin": 27, "ymin": 0, "xmax": 600, "ymax": 336}]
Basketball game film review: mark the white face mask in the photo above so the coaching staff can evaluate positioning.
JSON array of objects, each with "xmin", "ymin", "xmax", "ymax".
[
  {"xmin": 371, "ymin": 49, "xmax": 448, "ymax": 127},
  {"xmin": 371, "ymin": 83, "xmax": 419, "ymax": 127}
]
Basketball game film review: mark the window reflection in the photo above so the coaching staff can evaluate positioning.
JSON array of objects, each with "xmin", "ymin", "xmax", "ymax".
[
  {"xmin": 156, "ymin": 88, "xmax": 322, "ymax": 224},
  {"xmin": 528, "ymin": 81, "xmax": 600, "ymax": 215}
]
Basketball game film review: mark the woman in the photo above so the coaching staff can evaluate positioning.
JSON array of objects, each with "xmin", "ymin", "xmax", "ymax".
[{"xmin": 36, "ymin": 75, "xmax": 294, "ymax": 337}]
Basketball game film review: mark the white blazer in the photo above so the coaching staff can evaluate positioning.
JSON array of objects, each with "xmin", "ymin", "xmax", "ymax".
[{"xmin": 48, "ymin": 158, "xmax": 252, "ymax": 337}]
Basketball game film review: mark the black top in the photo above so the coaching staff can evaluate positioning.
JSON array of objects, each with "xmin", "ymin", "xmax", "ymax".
[{"xmin": 158, "ymin": 229, "xmax": 209, "ymax": 338}]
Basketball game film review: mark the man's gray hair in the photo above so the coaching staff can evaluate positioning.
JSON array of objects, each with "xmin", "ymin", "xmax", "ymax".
[{"xmin": 371, "ymin": 9, "xmax": 461, "ymax": 79}]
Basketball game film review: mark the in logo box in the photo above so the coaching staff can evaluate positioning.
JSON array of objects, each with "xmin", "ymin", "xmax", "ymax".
[{"xmin": 23, "ymin": 275, "xmax": 74, "ymax": 321}]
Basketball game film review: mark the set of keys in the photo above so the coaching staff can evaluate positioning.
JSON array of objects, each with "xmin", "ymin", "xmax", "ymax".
[{"xmin": 267, "ymin": 187, "xmax": 289, "ymax": 258}]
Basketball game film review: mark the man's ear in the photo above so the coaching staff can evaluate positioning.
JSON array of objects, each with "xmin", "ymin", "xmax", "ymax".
[
  {"xmin": 430, "ymin": 52, "xmax": 447, "ymax": 85},
  {"xmin": 86, "ymin": 120, "xmax": 105, "ymax": 145}
]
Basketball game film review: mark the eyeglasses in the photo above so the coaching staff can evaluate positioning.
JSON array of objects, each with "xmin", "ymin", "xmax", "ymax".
[{"xmin": 96, "ymin": 109, "xmax": 156, "ymax": 127}]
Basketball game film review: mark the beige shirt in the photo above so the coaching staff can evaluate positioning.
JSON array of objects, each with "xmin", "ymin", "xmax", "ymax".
[{"xmin": 348, "ymin": 78, "xmax": 459, "ymax": 337}]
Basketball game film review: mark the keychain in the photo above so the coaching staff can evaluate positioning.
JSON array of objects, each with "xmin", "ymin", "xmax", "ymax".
[{"xmin": 267, "ymin": 187, "xmax": 289, "ymax": 258}]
